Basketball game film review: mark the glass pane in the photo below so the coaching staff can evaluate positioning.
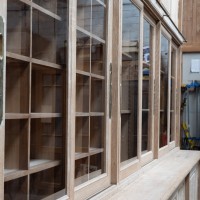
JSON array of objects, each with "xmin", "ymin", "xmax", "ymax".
[
  {"xmin": 30, "ymin": 166, "xmax": 64, "ymax": 199},
  {"xmin": 7, "ymin": 0, "xmax": 30, "ymax": 56},
  {"xmin": 91, "ymin": 78, "xmax": 105, "ymax": 112},
  {"xmin": 76, "ymin": 74, "xmax": 90, "ymax": 112},
  {"xmin": 75, "ymin": 0, "xmax": 106, "ymax": 186},
  {"xmin": 31, "ymin": 65, "xmax": 63, "ymax": 113},
  {"xmin": 142, "ymin": 112, "xmax": 150, "ymax": 152},
  {"xmin": 75, "ymin": 158, "xmax": 89, "ymax": 186},
  {"xmin": 170, "ymin": 112, "xmax": 175, "ymax": 141},
  {"xmin": 6, "ymin": 0, "xmax": 68, "ymax": 198},
  {"xmin": 160, "ymin": 35, "xmax": 169, "ymax": 148},
  {"xmin": 90, "ymin": 116, "xmax": 104, "ymax": 148},
  {"xmin": 75, "ymin": 117, "xmax": 89, "ymax": 153},
  {"xmin": 32, "ymin": 8, "xmax": 67, "ymax": 65},
  {"xmin": 33, "ymin": 0, "xmax": 62, "ymax": 15},
  {"xmin": 77, "ymin": 31, "xmax": 90, "ymax": 72},
  {"xmin": 121, "ymin": 114, "xmax": 137, "ymax": 162},
  {"xmin": 121, "ymin": 0, "xmax": 140, "ymax": 163},
  {"xmin": 5, "ymin": 177, "xmax": 27, "ymax": 200},
  {"xmin": 92, "ymin": 0, "xmax": 105, "ymax": 39},
  {"xmin": 91, "ymin": 38, "xmax": 105, "ymax": 76},
  {"xmin": 170, "ymin": 48, "xmax": 176, "ymax": 141},
  {"xmin": 5, "ymin": 119, "xmax": 28, "ymax": 173},
  {"xmin": 89, "ymin": 153, "xmax": 104, "ymax": 180},
  {"xmin": 142, "ymin": 20, "xmax": 153, "ymax": 152},
  {"xmin": 6, "ymin": 58, "xmax": 29, "ymax": 113},
  {"xmin": 31, "ymin": 118, "xmax": 64, "ymax": 161},
  {"xmin": 77, "ymin": 0, "xmax": 91, "ymax": 32}
]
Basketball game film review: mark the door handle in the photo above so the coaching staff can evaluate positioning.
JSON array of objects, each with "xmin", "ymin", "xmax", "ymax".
[
  {"xmin": 0, "ymin": 16, "xmax": 4, "ymax": 125},
  {"xmin": 0, "ymin": 33, "xmax": 2, "ymax": 61}
]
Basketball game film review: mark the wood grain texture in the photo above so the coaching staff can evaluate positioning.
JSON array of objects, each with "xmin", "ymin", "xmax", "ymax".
[{"xmin": 182, "ymin": 0, "xmax": 200, "ymax": 52}]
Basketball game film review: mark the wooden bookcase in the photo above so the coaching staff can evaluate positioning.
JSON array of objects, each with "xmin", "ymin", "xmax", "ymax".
[{"xmin": 5, "ymin": 0, "xmax": 67, "ymax": 198}]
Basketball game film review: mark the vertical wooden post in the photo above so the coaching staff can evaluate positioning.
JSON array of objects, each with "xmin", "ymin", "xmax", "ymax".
[
  {"xmin": 0, "ymin": 1, "xmax": 7, "ymax": 199},
  {"xmin": 111, "ymin": 0, "xmax": 122, "ymax": 184},
  {"xmin": 67, "ymin": 0, "xmax": 77, "ymax": 198},
  {"xmin": 154, "ymin": 22, "xmax": 161, "ymax": 159},
  {"xmin": 176, "ymin": 48, "xmax": 182, "ymax": 147},
  {"xmin": 137, "ymin": 8, "xmax": 144, "ymax": 162}
]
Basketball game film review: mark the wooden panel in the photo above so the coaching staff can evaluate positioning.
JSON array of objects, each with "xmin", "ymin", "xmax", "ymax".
[
  {"xmin": 189, "ymin": 165, "xmax": 199, "ymax": 200},
  {"xmin": 182, "ymin": 0, "xmax": 200, "ymax": 51}
]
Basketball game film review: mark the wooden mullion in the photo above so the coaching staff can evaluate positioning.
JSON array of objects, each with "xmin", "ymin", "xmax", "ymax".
[
  {"xmin": 137, "ymin": 7, "xmax": 143, "ymax": 162},
  {"xmin": 154, "ymin": 21, "xmax": 161, "ymax": 159},
  {"xmin": 167, "ymin": 40, "xmax": 172, "ymax": 146},
  {"xmin": 111, "ymin": 0, "xmax": 121, "ymax": 184},
  {"xmin": 66, "ymin": 0, "xmax": 77, "ymax": 198},
  {"xmin": 27, "ymin": 4, "xmax": 32, "ymax": 198},
  {"xmin": 149, "ymin": 20, "xmax": 156, "ymax": 154},
  {"xmin": 175, "ymin": 48, "xmax": 182, "ymax": 147}
]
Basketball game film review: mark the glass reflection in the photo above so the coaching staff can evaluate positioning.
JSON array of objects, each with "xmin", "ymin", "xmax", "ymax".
[
  {"xmin": 7, "ymin": 0, "xmax": 30, "ymax": 56},
  {"xmin": 160, "ymin": 35, "xmax": 169, "ymax": 148},
  {"xmin": 75, "ymin": 0, "xmax": 106, "ymax": 186},
  {"xmin": 170, "ymin": 48, "xmax": 176, "ymax": 141},
  {"xmin": 142, "ymin": 20, "xmax": 152, "ymax": 152},
  {"xmin": 121, "ymin": 0, "xmax": 140, "ymax": 163}
]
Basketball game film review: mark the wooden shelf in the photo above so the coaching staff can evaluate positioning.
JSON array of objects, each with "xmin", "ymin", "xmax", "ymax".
[
  {"xmin": 90, "ymin": 112, "xmax": 104, "ymax": 116},
  {"xmin": 76, "ymin": 112, "xmax": 104, "ymax": 117},
  {"xmin": 7, "ymin": 0, "xmax": 30, "ymax": 56},
  {"xmin": 76, "ymin": 70, "xmax": 105, "ymax": 80},
  {"xmin": 91, "ymin": 73, "xmax": 105, "ymax": 80},
  {"xmin": 4, "ymin": 169, "xmax": 28, "ymax": 182},
  {"xmin": 75, "ymin": 148, "xmax": 103, "ymax": 160},
  {"xmin": 142, "ymin": 109, "xmax": 150, "ymax": 112},
  {"xmin": 5, "ymin": 113, "xmax": 29, "ymax": 119},
  {"xmin": 32, "ymin": 58, "xmax": 62, "ymax": 70},
  {"xmin": 30, "ymin": 113, "xmax": 61, "ymax": 118},
  {"xmin": 121, "ymin": 110, "xmax": 131, "ymax": 114},
  {"xmin": 76, "ymin": 112, "xmax": 90, "ymax": 117},
  {"xmin": 6, "ymin": 58, "xmax": 29, "ymax": 113},
  {"xmin": 31, "ymin": 0, "xmax": 62, "ymax": 20},
  {"xmin": 6, "ymin": 52, "xmax": 31, "ymax": 62},
  {"xmin": 76, "ymin": 70, "xmax": 90, "ymax": 77},
  {"xmin": 29, "ymin": 159, "xmax": 61, "ymax": 174},
  {"xmin": 6, "ymin": 52, "xmax": 62, "ymax": 69}
]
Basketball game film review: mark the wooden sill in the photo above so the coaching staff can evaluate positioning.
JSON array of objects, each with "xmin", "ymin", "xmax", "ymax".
[{"xmin": 91, "ymin": 148, "xmax": 200, "ymax": 200}]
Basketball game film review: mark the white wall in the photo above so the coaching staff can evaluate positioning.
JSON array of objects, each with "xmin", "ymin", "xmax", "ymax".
[{"xmin": 160, "ymin": 0, "xmax": 179, "ymax": 26}]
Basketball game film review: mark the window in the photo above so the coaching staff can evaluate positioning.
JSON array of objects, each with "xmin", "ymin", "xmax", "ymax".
[
  {"xmin": 142, "ymin": 19, "xmax": 153, "ymax": 153},
  {"xmin": 5, "ymin": 0, "xmax": 68, "ymax": 198},
  {"xmin": 160, "ymin": 34, "xmax": 169, "ymax": 148},
  {"xmin": 75, "ymin": 0, "xmax": 107, "ymax": 187},
  {"xmin": 121, "ymin": 0, "xmax": 140, "ymax": 164},
  {"xmin": 170, "ymin": 46, "xmax": 177, "ymax": 142}
]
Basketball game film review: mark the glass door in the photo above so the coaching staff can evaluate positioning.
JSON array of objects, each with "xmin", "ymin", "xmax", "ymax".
[
  {"xmin": 75, "ymin": 0, "xmax": 110, "ymax": 198},
  {"xmin": 5, "ymin": 0, "xmax": 68, "ymax": 199}
]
